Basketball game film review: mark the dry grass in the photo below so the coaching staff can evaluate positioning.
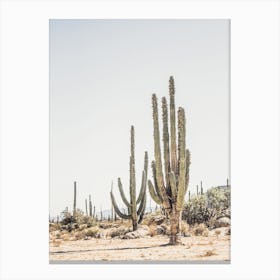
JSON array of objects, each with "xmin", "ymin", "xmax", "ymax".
[
  {"xmin": 85, "ymin": 226, "xmax": 99, "ymax": 237},
  {"xmin": 52, "ymin": 240, "xmax": 62, "ymax": 247},
  {"xmin": 202, "ymin": 250, "xmax": 217, "ymax": 257},
  {"xmin": 181, "ymin": 221, "xmax": 189, "ymax": 236},
  {"xmin": 148, "ymin": 225, "xmax": 157, "ymax": 237},
  {"xmin": 193, "ymin": 224, "xmax": 208, "ymax": 236},
  {"xmin": 61, "ymin": 233, "xmax": 70, "ymax": 241},
  {"xmin": 215, "ymin": 229, "xmax": 221, "ymax": 238},
  {"xmin": 202, "ymin": 228, "xmax": 209, "ymax": 237}
]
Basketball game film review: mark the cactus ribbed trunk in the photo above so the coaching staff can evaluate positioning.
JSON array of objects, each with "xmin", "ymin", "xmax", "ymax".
[{"xmin": 169, "ymin": 209, "xmax": 182, "ymax": 245}]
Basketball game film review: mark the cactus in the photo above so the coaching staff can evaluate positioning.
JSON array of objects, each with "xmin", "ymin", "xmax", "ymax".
[
  {"xmin": 85, "ymin": 199, "xmax": 88, "ymax": 216},
  {"xmin": 148, "ymin": 76, "xmax": 191, "ymax": 245},
  {"xmin": 200, "ymin": 181, "xmax": 203, "ymax": 195},
  {"xmin": 110, "ymin": 126, "xmax": 148, "ymax": 231},
  {"xmin": 73, "ymin": 181, "xmax": 77, "ymax": 217},
  {"xmin": 89, "ymin": 195, "xmax": 93, "ymax": 217}
]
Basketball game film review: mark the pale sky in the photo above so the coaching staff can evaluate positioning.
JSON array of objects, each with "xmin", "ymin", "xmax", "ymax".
[{"xmin": 49, "ymin": 19, "xmax": 230, "ymax": 217}]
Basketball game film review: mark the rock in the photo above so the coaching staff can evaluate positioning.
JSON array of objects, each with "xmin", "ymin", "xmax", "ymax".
[
  {"xmin": 122, "ymin": 225, "xmax": 150, "ymax": 239},
  {"xmin": 156, "ymin": 225, "xmax": 166, "ymax": 235},
  {"xmin": 214, "ymin": 217, "xmax": 230, "ymax": 228}
]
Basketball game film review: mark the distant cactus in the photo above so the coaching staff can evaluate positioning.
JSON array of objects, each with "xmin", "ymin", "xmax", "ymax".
[
  {"xmin": 110, "ymin": 126, "xmax": 148, "ymax": 231},
  {"xmin": 85, "ymin": 198, "xmax": 88, "ymax": 216},
  {"xmin": 73, "ymin": 181, "xmax": 77, "ymax": 217},
  {"xmin": 89, "ymin": 195, "xmax": 93, "ymax": 217},
  {"xmin": 148, "ymin": 76, "xmax": 191, "ymax": 245}
]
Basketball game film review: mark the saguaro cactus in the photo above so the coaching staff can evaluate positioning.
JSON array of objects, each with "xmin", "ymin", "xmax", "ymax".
[
  {"xmin": 110, "ymin": 126, "xmax": 148, "ymax": 231},
  {"xmin": 73, "ymin": 181, "xmax": 77, "ymax": 217},
  {"xmin": 148, "ymin": 76, "xmax": 191, "ymax": 245}
]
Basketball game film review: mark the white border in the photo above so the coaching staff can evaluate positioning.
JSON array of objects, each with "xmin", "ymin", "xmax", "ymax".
[{"xmin": 0, "ymin": 1, "xmax": 279, "ymax": 279}]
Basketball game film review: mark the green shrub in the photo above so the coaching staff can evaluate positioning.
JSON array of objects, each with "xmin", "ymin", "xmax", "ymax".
[{"xmin": 182, "ymin": 186, "xmax": 230, "ymax": 227}]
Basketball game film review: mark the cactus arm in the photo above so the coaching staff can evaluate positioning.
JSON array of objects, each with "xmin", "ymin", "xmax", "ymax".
[
  {"xmin": 136, "ymin": 170, "xmax": 146, "ymax": 204},
  {"xmin": 117, "ymin": 178, "xmax": 131, "ymax": 208},
  {"xmin": 169, "ymin": 76, "xmax": 177, "ymax": 174},
  {"xmin": 184, "ymin": 149, "xmax": 191, "ymax": 195},
  {"xmin": 169, "ymin": 171, "xmax": 177, "ymax": 200},
  {"xmin": 136, "ymin": 151, "xmax": 148, "ymax": 204},
  {"xmin": 152, "ymin": 94, "xmax": 171, "ymax": 211},
  {"xmin": 137, "ymin": 194, "xmax": 146, "ymax": 216},
  {"xmin": 148, "ymin": 180, "xmax": 162, "ymax": 205},
  {"xmin": 151, "ymin": 161, "xmax": 163, "ymax": 201},
  {"xmin": 176, "ymin": 107, "xmax": 186, "ymax": 210},
  {"xmin": 110, "ymin": 191, "xmax": 132, "ymax": 220},
  {"xmin": 137, "ymin": 195, "xmax": 146, "ymax": 223},
  {"xmin": 162, "ymin": 97, "xmax": 171, "ymax": 193}
]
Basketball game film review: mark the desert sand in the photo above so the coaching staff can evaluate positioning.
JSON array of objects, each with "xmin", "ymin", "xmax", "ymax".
[{"xmin": 49, "ymin": 228, "xmax": 230, "ymax": 263}]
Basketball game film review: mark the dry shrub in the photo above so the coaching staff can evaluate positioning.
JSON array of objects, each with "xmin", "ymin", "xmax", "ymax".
[
  {"xmin": 110, "ymin": 226, "xmax": 130, "ymax": 238},
  {"xmin": 74, "ymin": 231, "xmax": 85, "ymax": 240},
  {"xmin": 181, "ymin": 221, "xmax": 189, "ymax": 236},
  {"xmin": 54, "ymin": 231, "xmax": 61, "ymax": 239},
  {"xmin": 49, "ymin": 223, "xmax": 61, "ymax": 232},
  {"xmin": 69, "ymin": 236, "xmax": 77, "ymax": 241},
  {"xmin": 149, "ymin": 225, "xmax": 157, "ymax": 237},
  {"xmin": 142, "ymin": 213, "xmax": 165, "ymax": 226},
  {"xmin": 215, "ymin": 229, "xmax": 221, "ymax": 238},
  {"xmin": 61, "ymin": 233, "xmax": 70, "ymax": 241},
  {"xmin": 85, "ymin": 226, "xmax": 99, "ymax": 237},
  {"xmin": 203, "ymin": 250, "xmax": 217, "ymax": 257},
  {"xmin": 202, "ymin": 228, "xmax": 209, "ymax": 237},
  {"xmin": 52, "ymin": 240, "xmax": 62, "ymax": 247},
  {"xmin": 193, "ymin": 223, "xmax": 207, "ymax": 236},
  {"xmin": 79, "ymin": 224, "xmax": 88, "ymax": 231}
]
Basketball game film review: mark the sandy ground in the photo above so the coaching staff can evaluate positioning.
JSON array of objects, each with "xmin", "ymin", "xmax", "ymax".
[{"xmin": 49, "ymin": 231, "xmax": 230, "ymax": 262}]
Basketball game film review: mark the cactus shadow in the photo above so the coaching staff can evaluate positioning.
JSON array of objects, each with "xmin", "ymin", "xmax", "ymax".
[{"xmin": 50, "ymin": 244, "xmax": 168, "ymax": 255}]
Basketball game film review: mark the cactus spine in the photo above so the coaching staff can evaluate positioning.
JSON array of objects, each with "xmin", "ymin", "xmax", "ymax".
[
  {"xmin": 110, "ymin": 126, "xmax": 148, "ymax": 231},
  {"xmin": 73, "ymin": 181, "xmax": 77, "ymax": 217},
  {"xmin": 148, "ymin": 76, "xmax": 191, "ymax": 245}
]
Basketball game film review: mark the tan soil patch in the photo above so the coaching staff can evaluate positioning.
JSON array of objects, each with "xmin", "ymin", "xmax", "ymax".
[{"xmin": 49, "ymin": 233, "xmax": 230, "ymax": 262}]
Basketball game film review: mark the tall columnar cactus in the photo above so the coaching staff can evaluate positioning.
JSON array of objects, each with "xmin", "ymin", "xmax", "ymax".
[
  {"xmin": 73, "ymin": 181, "xmax": 77, "ymax": 217},
  {"xmin": 148, "ymin": 76, "xmax": 191, "ymax": 245},
  {"xmin": 89, "ymin": 195, "xmax": 93, "ymax": 217},
  {"xmin": 85, "ymin": 198, "xmax": 88, "ymax": 216},
  {"xmin": 110, "ymin": 126, "xmax": 148, "ymax": 231}
]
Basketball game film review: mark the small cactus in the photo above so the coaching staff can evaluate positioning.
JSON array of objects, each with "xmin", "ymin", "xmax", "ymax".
[
  {"xmin": 85, "ymin": 199, "xmax": 88, "ymax": 216},
  {"xmin": 73, "ymin": 181, "xmax": 77, "ymax": 217},
  {"xmin": 111, "ymin": 126, "xmax": 148, "ymax": 231}
]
